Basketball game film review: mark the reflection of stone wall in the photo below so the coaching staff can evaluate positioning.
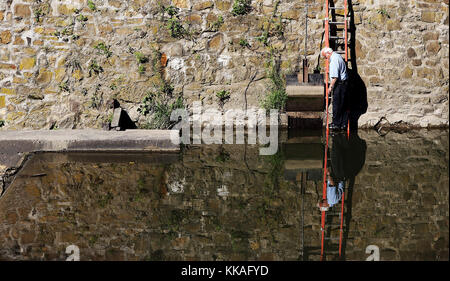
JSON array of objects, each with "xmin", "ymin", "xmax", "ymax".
[
  {"xmin": 0, "ymin": 130, "xmax": 448, "ymax": 261},
  {"xmin": 341, "ymin": 130, "xmax": 449, "ymax": 261},
  {"xmin": 0, "ymin": 1, "xmax": 448, "ymax": 129}
]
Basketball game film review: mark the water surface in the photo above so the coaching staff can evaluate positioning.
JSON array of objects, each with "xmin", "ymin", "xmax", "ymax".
[{"xmin": 0, "ymin": 129, "xmax": 448, "ymax": 261}]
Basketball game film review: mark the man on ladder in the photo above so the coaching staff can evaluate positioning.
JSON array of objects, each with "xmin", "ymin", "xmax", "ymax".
[{"xmin": 321, "ymin": 47, "xmax": 349, "ymax": 131}]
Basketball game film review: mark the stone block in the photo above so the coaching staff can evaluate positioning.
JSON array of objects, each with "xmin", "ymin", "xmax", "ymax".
[
  {"xmin": 281, "ymin": 10, "xmax": 299, "ymax": 20},
  {"xmin": 14, "ymin": 4, "xmax": 31, "ymax": 18},
  {"xmin": 111, "ymin": 108, "xmax": 123, "ymax": 128},
  {"xmin": 173, "ymin": 0, "xmax": 189, "ymax": 9},
  {"xmin": 426, "ymin": 41, "xmax": 441, "ymax": 55},
  {"xmin": 13, "ymin": 36, "xmax": 24, "ymax": 45},
  {"xmin": 386, "ymin": 19, "xmax": 401, "ymax": 31},
  {"xmin": 407, "ymin": 48, "xmax": 417, "ymax": 58},
  {"xmin": 401, "ymin": 66, "xmax": 413, "ymax": 79},
  {"xmin": 0, "ymin": 88, "xmax": 15, "ymax": 95},
  {"xmin": 19, "ymin": 57, "xmax": 36, "ymax": 70},
  {"xmin": 412, "ymin": 59, "xmax": 422, "ymax": 66},
  {"xmin": 421, "ymin": 11, "xmax": 436, "ymax": 23},
  {"xmin": 423, "ymin": 32, "xmax": 439, "ymax": 41},
  {"xmin": 36, "ymin": 69, "xmax": 53, "ymax": 84},
  {"xmin": 193, "ymin": 1, "xmax": 214, "ymax": 10},
  {"xmin": 0, "ymin": 96, "xmax": 5, "ymax": 108},
  {"xmin": 216, "ymin": 1, "xmax": 231, "ymax": 11},
  {"xmin": 207, "ymin": 33, "xmax": 224, "ymax": 52},
  {"xmin": 0, "ymin": 30, "xmax": 12, "ymax": 44}
]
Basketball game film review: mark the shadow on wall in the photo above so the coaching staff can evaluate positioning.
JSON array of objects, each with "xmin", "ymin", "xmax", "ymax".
[
  {"xmin": 348, "ymin": 69, "xmax": 368, "ymax": 130},
  {"xmin": 348, "ymin": 0, "xmax": 367, "ymax": 131}
]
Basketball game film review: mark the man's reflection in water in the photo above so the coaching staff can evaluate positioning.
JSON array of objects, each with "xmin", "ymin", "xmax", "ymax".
[{"xmin": 318, "ymin": 131, "xmax": 367, "ymax": 211}]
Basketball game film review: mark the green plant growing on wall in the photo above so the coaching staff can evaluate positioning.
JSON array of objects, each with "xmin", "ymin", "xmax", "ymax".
[
  {"xmin": 377, "ymin": 8, "xmax": 390, "ymax": 18},
  {"xmin": 273, "ymin": 15, "xmax": 285, "ymax": 37},
  {"xmin": 167, "ymin": 17, "xmax": 185, "ymax": 38},
  {"xmin": 134, "ymin": 52, "xmax": 149, "ymax": 64},
  {"xmin": 106, "ymin": 112, "xmax": 114, "ymax": 124},
  {"xmin": 137, "ymin": 50, "xmax": 185, "ymax": 129},
  {"xmin": 138, "ymin": 65, "xmax": 146, "ymax": 74},
  {"xmin": 139, "ymin": 93, "xmax": 184, "ymax": 129},
  {"xmin": 94, "ymin": 42, "xmax": 112, "ymax": 57},
  {"xmin": 89, "ymin": 93, "xmax": 100, "ymax": 109},
  {"xmin": 216, "ymin": 90, "xmax": 231, "ymax": 108},
  {"xmin": 261, "ymin": 51, "xmax": 287, "ymax": 111},
  {"xmin": 59, "ymin": 82, "xmax": 70, "ymax": 92},
  {"xmin": 61, "ymin": 27, "xmax": 73, "ymax": 36},
  {"xmin": 77, "ymin": 14, "xmax": 88, "ymax": 22},
  {"xmin": 0, "ymin": 120, "xmax": 5, "ymax": 128},
  {"xmin": 161, "ymin": 5, "xmax": 186, "ymax": 38},
  {"xmin": 34, "ymin": 8, "xmax": 45, "ymax": 22},
  {"xmin": 34, "ymin": 3, "xmax": 50, "ymax": 23},
  {"xmin": 256, "ymin": 0, "xmax": 282, "ymax": 46},
  {"xmin": 256, "ymin": 30, "xmax": 269, "ymax": 46},
  {"xmin": 88, "ymin": 60, "xmax": 103, "ymax": 76},
  {"xmin": 232, "ymin": 0, "xmax": 251, "ymax": 16},
  {"xmin": 164, "ymin": 5, "xmax": 179, "ymax": 17},
  {"xmin": 210, "ymin": 15, "xmax": 224, "ymax": 32},
  {"xmin": 87, "ymin": 0, "xmax": 97, "ymax": 11},
  {"xmin": 239, "ymin": 39, "xmax": 250, "ymax": 48}
]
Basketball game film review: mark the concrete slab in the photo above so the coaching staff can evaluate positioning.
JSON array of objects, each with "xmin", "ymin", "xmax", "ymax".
[
  {"xmin": 0, "ymin": 129, "xmax": 179, "ymax": 172},
  {"xmin": 286, "ymin": 85, "xmax": 324, "ymax": 97}
]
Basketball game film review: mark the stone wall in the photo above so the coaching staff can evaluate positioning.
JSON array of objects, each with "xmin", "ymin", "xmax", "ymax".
[
  {"xmin": 0, "ymin": 130, "xmax": 448, "ymax": 261},
  {"xmin": 0, "ymin": 0, "xmax": 448, "ymax": 130}
]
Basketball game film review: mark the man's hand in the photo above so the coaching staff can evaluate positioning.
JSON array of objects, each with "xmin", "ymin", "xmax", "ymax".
[
  {"xmin": 328, "ymin": 86, "xmax": 332, "ymax": 96},
  {"xmin": 317, "ymin": 199, "xmax": 330, "ymax": 212}
]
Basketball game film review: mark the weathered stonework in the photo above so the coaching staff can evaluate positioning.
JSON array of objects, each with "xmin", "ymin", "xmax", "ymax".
[{"xmin": 0, "ymin": 0, "xmax": 448, "ymax": 129}]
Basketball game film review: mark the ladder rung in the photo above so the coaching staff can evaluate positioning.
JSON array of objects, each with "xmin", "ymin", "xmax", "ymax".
[
  {"xmin": 329, "ymin": 21, "xmax": 347, "ymax": 24},
  {"xmin": 330, "ymin": 36, "xmax": 345, "ymax": 39},
  {"xmin": 329, "ymin": 7, "xmax": 345, "ymax": 9},
  {"xmin": 324, "ymin": 237, "xmax": 340, "ymax": 240},
  {"xmin": 336, "ymin": 50, "xmax": 346, "ymax": 54},
  {"xmin": 334, "ymin": 28, "xmax": 351, "ymax": 32}
]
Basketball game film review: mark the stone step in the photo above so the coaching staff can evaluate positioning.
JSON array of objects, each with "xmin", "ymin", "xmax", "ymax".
[
  {"xmin": 286, "ymin": 85, "xmax": 324, "ymax": 112},
  {"xmin": 286, "ymin": 85, "xmax": 324, "ymax": 97},
  {"xmin": 286, "ymin": 97, "xmax": 324, "ymax": 112}
]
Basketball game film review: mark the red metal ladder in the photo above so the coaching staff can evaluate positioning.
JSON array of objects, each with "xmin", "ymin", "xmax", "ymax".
[
  {"xmin": 320, "ymin": 0, "xmax": 350, "ymax": 261},
  {"xmin": 325, "ymin": 0, "xmax": 350, "ymax": 136}
]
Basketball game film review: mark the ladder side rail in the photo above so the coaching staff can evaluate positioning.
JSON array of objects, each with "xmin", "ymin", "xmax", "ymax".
[
  {"xmin": 320, "ymin": 0, "xmax": 330, "ymax": 262},
  {"xmin": 338, "ymin": 189, "xmax": 345, "ymax": 257}
]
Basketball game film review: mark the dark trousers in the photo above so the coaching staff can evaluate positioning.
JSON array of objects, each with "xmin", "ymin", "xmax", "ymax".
[{"xmin": 332, "ymin": 80, "xmax": 349, "ymax": 128}]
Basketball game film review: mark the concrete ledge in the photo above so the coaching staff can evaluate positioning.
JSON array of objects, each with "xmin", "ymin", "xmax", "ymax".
[
  {"xmin": 0, "ymin": 129, "xmax": 178, "ymax": 151},
  {"xmin": 286, "ymin": 85, "xmax": 324, "ymax": 97},
  {"xmin": 0, "ymin": 129, "xmax": 179, "ymax": 176}
]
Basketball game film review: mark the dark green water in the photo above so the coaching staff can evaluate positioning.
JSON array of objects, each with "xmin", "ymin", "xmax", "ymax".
[{"xmin": 0, "ymin": 129, "xmax": 448, "ymax": 261}]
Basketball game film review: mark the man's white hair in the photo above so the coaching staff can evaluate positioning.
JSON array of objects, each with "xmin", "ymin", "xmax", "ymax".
[{"xmin": 321, "ymin": 47, "xmax": 333, "ymax": 57}]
